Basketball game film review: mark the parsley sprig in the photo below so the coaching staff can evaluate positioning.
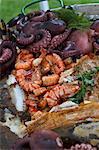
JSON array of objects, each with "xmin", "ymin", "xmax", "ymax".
[{"xmin": 69, "ymin": 67, "xmax": 99, "ymax": 104}]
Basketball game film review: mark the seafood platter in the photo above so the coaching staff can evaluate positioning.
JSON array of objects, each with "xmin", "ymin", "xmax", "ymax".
[{"xmin": 0, "ymin": 1, "xmax": 99, "ymax": 150}]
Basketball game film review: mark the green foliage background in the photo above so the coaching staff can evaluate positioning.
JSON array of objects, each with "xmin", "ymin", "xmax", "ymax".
[{"xmin": 0, "ymin": 0, "xmax": 99, "ymax": 22}]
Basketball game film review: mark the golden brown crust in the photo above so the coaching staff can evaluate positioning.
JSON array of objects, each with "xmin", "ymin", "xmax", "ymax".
[{"xmin": 26, "ymin": 102, "xmax": 99, "ymax": 134}]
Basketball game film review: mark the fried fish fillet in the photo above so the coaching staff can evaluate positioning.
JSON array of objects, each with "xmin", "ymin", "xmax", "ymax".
[{"xmin": 26, "ymin": 102, "xmax": 99, "ymax": 134}]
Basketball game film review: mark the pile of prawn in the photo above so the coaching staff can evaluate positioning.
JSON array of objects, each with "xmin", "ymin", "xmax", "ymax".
[{"xmin": 14, "ymin": 49, "xmax": 80, "ymax": 115}]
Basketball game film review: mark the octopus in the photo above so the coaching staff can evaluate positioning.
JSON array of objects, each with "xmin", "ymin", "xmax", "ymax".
[
  {"xmin": 68, "ymin": 143, "xmax": 97, "ymax": 150},
  {"xmin": 27, "ymin": 29, "xmax": 51, "ymax": 53},
  {"xmin": 0, "ymin": 40, "xmax": 17, "ymax": 77},
  {"xmin": 12, "ymin": 130, "xmax": 63, "ymax": 150},
  {"xmin": 39, "ymin": 19, "xmax": 66, "ymax": 36},
  {"xmin": 16, "ymin": 33, "xmax": 34, "ymax": 46},
  {"xmin": 14, "ymin": 12, "xmax": 99, "ymax": 60},
  {"xmin": 9, "ymin": 10, "xmax": 68, "ymax": 54},
  {"xmin": 50, "ymin": 29, "xmax": 97, "ymax": 59},
  {"xmin": 48, "ymin": 29, "xmax": 71, "ymax": 51},
  {"xmin": 2, "ymin": 10, "xmax": 99, "ymax": 60},
  {"xmin": 30, "ymin": 10, "xmax": 56, "ymax": 22},
  {"xmin": 12, "ymin": 129, "xmax": 97, "ymax": 150},
  {"xmin": 91, "ymin": 20, "xmax": 99, "ymax": 52}
]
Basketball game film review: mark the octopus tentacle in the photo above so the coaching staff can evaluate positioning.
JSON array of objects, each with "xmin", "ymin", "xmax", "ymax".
[
  {"xmin": 0, "ymin": 40, "xmax": 17, "ymax": 77},
  {"xmin": 17, "ymin": 33, "xmax": 34, "ymax": 46},
  {"xmin": 45, "ymin": 11, "xmax": 56, "ymax": 20},
  {"xmin": 48, "ymin": 29, "xmax": 71, "ymax": 50},
  {"xmin": 69, "ymin": 143, "xmax": 96, "ymax": 150},
  {"xmin": 93, "ymin": 41, "xmax": 99, "ymax": 50},
  {"xmin": 0, "ymin": 48, "xmax": 12, "ymax": 63},
  {"xmin": 40, "ymin": 19, "xmax": 66, "ymax": 36},
  {"xmin": 22, "ymin": 21, "xmax": 41, "ymax": 35},
  {"xmin": 62, "ymin": 49, "xmax": 82, "ymax": 59},
  {"xmin": 16, "ymin": 17, "xmax": 28, "ymax": 31},
  {"xmin": 30, "ymin": 10, "xmax": 47, "ymax": 22},
  {"xmin": 12, "ymin": 137, "xmax": 30, "ymax": 150},
  {"xmin": 28, "ymin": 29, "xmax": 51, "ymax": 53}
]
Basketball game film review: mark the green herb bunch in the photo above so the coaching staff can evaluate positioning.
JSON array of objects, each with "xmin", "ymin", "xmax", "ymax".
[
  {"xmin": 69, "ymin": 67, "xmax": 99, "ymax": 104},
  {"xmin": 54, "ymin": 8, "xmax": 91, "ymax": 29}
]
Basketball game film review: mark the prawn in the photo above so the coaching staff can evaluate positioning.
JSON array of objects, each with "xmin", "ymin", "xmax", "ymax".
[
  {"xmin": 26, "ymin": 99, "xmax": 38, "ymax": 114},
  {"xmin": 44, "ymin": 83, "xmax": 80, "ymax": 108},
  {"xmin": 32, "ymin": 48, "xmax": 47, "ymax": 67},
  {"xmin": 16, "ymin": 69, "xmax": 40, "ymax": 92},
  {"xmin": 33, "ymin": 87, "xmax": 47, "ymax": 96},
  {"xmin": 41, "ymin": 58, "xmax": 50, "ymax": 74},
  {"xmin": 46, "ymin": 53, "xmax": 65, "ymax": 74},
  {"xmin": 42, "ymin": 74, "xmax": 59, "ymax": 86},
  {"xmin": 38, "ymin": 99, "xmax": 47, "ymax": 109},
  {"xmin": 15, "ymin": 50, "xmax": 34, "ymax": 70},
  {"xmin": 32, "ymin": 66, "xmax": 42, "ymax": 85}
]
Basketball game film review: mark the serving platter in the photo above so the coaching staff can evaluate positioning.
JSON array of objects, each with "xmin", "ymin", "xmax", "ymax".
[{"xmin": 0, "ymin": 3, "xmax": 99, "ymax": 150}]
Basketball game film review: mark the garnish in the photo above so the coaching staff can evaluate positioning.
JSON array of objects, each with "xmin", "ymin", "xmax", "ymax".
[
  {"xmin": 54, "ymin": 8, "xmax": 91, "ymax": 29},
  {"xmin": 69, "ymin": 67, "xmax": 99, "ymax": 104}
]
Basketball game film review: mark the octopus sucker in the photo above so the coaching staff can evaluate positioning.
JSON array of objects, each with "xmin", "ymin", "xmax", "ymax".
[
  {"xmin": 27, "ymin": 29, "xmax": 51, "ymax": 53},
  {"xmin": 68, "ymin": 143, "xmax": 97, "ymax": 150},
  {"xmin": 16, "ymin": 33, "xmax": 34, "ymax": 46}
]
